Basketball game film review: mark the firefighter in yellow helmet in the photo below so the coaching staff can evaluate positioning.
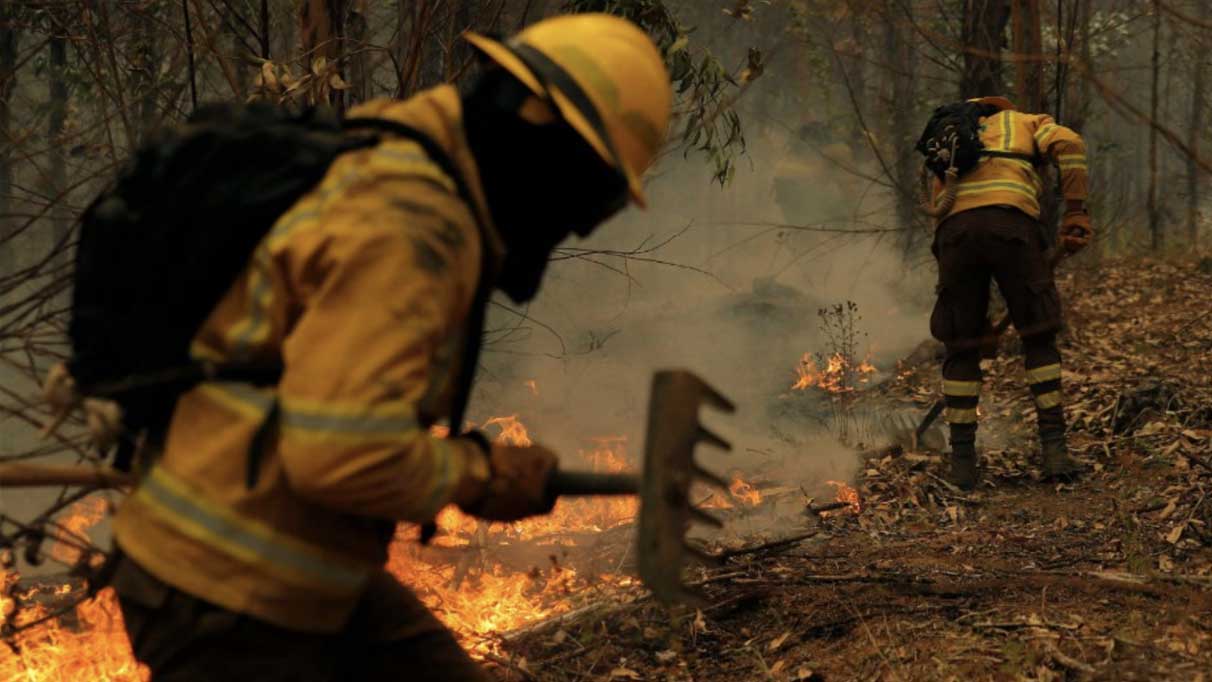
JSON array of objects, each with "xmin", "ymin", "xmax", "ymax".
[
  {"xmin": 922, "ymin": 96, "xmax": 1091, "ymax": 491},
  {"xmin": 107, "ymin": 14, "xmax": 671, "ymax": 680}
]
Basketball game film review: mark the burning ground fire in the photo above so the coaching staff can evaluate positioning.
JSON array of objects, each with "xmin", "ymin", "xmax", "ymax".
[
  {"xmin": 792, "ymin": 352, "xmax": 876, "ymax": 393},
  {"xmin": 2, "ymin": 414, "xmax": 766, "ymax": 676},
  {"xmin": 825, "ymin": 480, "xmax": 862, "ymax": 515}
]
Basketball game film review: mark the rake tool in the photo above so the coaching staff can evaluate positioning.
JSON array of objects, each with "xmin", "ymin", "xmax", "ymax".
[
  {"xmin": 536, "ymin": 369, "xmax": 735, "ymax": 605},
  {"xmin": 5, "ymin": 370, "xmax": 736, "ymax": 606}
]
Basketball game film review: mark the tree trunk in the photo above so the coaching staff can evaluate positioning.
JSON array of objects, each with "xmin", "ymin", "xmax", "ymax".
[
  {"xmin": 47, "ymin": 8, "xmax": 69, "ymax": 247},
  {"xmin": 299, "ymin": 0, "xmax": 347, "ymax": 108},
  {"xmin": 1147, "ymin": 1, "xmax": 1162, "ymax": 251},
  {"xmin": 0, "ymin": 3, "xmax": 19, "ymax": 238},
  {"xmin": 1010, "ymin": 0, "xmax": 1045, "ymax": 112},
  {"xmin": 133, "ymin": 5, "xmax": 159, "ymax": 140},
  {"xmin": 1186, "ymin": 2, "xmax": 1207, "ymax": 247},
  {"xmin": 886, "ymin": 4, "xmax": 919, "ymax": 254},
  {"xmin": 960, "ymin": 0, "xmax": 1010, "ymax": 99},
  {"xmin": 347, "ymin": 0, "xmax": 368, "ymax": 103},
  {"xmin": 844, "ymin": 2, "xmax": 869, "ymax": 159}
]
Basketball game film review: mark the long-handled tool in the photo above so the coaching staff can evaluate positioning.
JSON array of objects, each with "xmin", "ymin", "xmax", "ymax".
[{"xmin": 5, "ymin": 370, "xmax": 736, "ymax": 606}]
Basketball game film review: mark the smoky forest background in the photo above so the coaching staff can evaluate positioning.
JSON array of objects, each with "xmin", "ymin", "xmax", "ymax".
[{"xmin": 2, "ymin": 1, "xmax": 1212, "ymax": 681}]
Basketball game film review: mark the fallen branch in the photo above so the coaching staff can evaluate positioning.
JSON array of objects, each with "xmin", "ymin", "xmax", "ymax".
[
  {"xmin": 720, "ymin": 531, "xmax": 819, "ymax": 560},
  {"xmin": 807, "ymin": 501, "xmax": 851, "ymax": 515},
  {"xmin": 1043, "ymin": 641, "xmax": 1097, "ymax": 674}
]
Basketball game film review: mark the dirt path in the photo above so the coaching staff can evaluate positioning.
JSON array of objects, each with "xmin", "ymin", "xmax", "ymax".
[{"xmin": 496, "ymin": 258, "xmax": 1212, "ymax": 681}]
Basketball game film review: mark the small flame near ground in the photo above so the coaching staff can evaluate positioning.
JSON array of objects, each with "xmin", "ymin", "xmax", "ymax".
[
  {"xmin": 825, "ymin": 480, "xmax": 862, "ymax": 515},
  {"xmin": 792, "ymin": 352, "xmax": 876, "ymax": 393}
]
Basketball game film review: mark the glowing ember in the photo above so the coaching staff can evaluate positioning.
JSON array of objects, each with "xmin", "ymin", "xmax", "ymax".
[
  {"xmin": 700, "ymin": 472, "xmax": 764, "ymax": 510},
  {"xmin": 482, "ymin": 414, "xmax": 532, "ymax": 446},
  {"xmin": 728, "ymin": 475, "xmax": 763, "ymax": 506},
  {"xmin": 791, "ymin": 352, "xmax": 876, "ymax": 393},
  {"xmin": 49, "ymin": 498, "xmax": 108, "ymax": 565},
  {"xmin": 825, "ymin": 480, "xmax": 862, "ymax": 514},
  {"xmin": 523, "ymin": 379, "xmax": 539, "ymax": 396}
]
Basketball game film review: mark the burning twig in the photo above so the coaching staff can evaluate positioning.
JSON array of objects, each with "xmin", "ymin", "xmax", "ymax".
[{"xmin": 807, "ymin": 500, "xmax": 852, "ymax": 515}]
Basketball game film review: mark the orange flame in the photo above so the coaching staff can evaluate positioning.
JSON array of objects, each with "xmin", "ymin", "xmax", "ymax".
[
  {"xmin": 792, "ymin": 352, "xmax": 876, "ymax": 393},
  {"xmin": 825, "ymin": 480, "xmax": 862, "ymax": 514},
  {"xmin": 5, "ymin": 416, "xmax": 642, "ymax": 673},
  {"xmin": 2, "ymin": 500, "xmax": 148, "ymax": 682},
  {"xmin": 728, "ymin": 475, "xmax": 763, "ymax": 506},
  {"xmin": 389, "ymin": 417, "xmax": 639, "ymax": 654},
  {"xmin": 49, "ymin": 498, "xmax": 108, "ymax": 565},
  {"xmin": 523, "ymin": 380, "xmax": 539, "ymax": 396},
  {"xmin": 700, "ymin": 472, "xmax": 764, "ymax": 510}
]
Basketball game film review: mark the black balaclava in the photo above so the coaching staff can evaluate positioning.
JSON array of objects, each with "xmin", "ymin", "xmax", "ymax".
[{"xmin": 462, "ymin": 67, "xmax": 629, "ymax": 303}]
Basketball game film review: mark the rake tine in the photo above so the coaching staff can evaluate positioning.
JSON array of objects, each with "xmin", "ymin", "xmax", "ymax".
[
  {"xmin": 694, "ymin": 464, "xmax": 730, "ymax": 491},
  {"xmin": 696, "ymin": 378, "xmax": 736, "ymax": 413},
  {"xmin": 683, "ymin": 542, "xmax": 725, "ymax": 568},
  {"xmin": 696, "ymin": 426, "xmax": 731, "ymax": 452}
]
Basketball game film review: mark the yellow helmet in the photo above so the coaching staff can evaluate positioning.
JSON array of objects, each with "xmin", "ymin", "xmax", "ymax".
[{"xmin": 464, "ymin": 14, "xmax": 672, "ymax": 208}]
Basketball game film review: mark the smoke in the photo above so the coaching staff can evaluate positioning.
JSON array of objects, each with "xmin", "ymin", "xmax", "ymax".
[{"xmin": 469, "ymin": 117, "xmax": 936, "ymax": 507}]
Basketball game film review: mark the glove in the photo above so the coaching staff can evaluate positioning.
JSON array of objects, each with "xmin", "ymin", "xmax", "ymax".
[
  {"xmin": 458, "ymin": 440, "xmax": 558, "ymax": 522},
  {"xmin": 1060, "ymin": 209, "xmax": 1092, "ymax": 253}
]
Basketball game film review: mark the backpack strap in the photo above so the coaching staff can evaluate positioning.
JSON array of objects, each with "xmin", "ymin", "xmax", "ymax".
[{"xmin": 980, "ymin": 149, "xmax": 1040, "ymax": 164}]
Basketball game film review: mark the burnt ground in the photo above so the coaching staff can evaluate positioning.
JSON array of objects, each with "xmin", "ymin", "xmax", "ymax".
[{"xmin": 492, "ymin": 257, "xmax": 1212, "ymax": 682}]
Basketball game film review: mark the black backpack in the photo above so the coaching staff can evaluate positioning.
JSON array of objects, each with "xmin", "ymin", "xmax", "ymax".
[
  {"xmin": 68, "ymin": 103, "xmax": 487, "ymax": 471},
  {"xmin": 915, "ymin": 101, "xmax": 1035, "ymax": 180}
]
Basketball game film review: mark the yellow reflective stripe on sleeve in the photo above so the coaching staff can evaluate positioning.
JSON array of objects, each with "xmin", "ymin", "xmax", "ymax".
[
  {"xmin": 1026, "ymin": 363, "xmax": 1062, "ymax": 384},
  {"xmin": 1035, "ymin": 391, "xmax": 1062, "ymax": 409},
  {"xmin": 196, "ymin": 382, "xmax": 275, "ymax": 420},
  {"xmin": 1034, "ymin": 123, "xmax": 1057, "ymax": 146},
  {"xmin": 229, "ymin": 248, "xmax": 275, "ymax": 359},
  {"xmin": 943, "ymin": 379, "xmax": 982, "ymax": 397},
  {"xmin": 945, "ymin": 407, "xmax": 979, "ymax": 424},
  {"xmin": 135, "ymin": 467, "xmax": 369, "ymax": 595},
  {"xmin": 279, "ymin": 399, "xmax": 421, "ymax": 444},
  {"xmin": 1001, "ymin": 111, "xmax": 1013, "ymax": 150},
  {"xmin": 1057, "ymin": 153, "xmax": 1087, "ymax": 171}
]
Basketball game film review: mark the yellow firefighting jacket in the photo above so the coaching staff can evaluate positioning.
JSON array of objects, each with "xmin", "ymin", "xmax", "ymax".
[
  {"xmin": 112, "ymin": 86, "xmax": 503, "ymax": 632},
  {"xmin": 932, "ymin": 104, "xmax": 1088, "ymax": 222}
]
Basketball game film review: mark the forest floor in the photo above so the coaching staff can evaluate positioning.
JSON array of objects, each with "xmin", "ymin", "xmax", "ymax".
[{"xmin": 493, "ymin": 257, "xmax": 1212, "ymax": 682}]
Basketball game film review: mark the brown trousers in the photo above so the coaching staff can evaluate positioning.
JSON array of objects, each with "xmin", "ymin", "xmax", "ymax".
[
  {"xmin": 113, "ymin": 554, "xmax": 492, "ymax": 682},
  {"xmin": 930, "ymin": 206, "xmax": 1066, "ymax": 443}
]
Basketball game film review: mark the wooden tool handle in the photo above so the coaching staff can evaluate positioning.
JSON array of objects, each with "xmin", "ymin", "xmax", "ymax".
[
  {"xmin": 547, "ymin": 470, "xmax": 640, "ymax": 497},
  {"xmin": 0, "ymin": 463, "xmax": 133, "ymax": 489}
]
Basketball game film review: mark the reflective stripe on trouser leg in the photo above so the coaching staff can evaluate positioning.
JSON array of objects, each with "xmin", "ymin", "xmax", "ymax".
[
  {"xmin": 943, "ymin": 381, "xmax": 980, "ymax": 424},
  {"xmin": 1026, "ymin": 362, "xmax": 1062, "ymax": 409}
]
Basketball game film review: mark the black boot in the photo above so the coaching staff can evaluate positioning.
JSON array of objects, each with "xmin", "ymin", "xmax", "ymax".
[
  {"xmin": 1038, "ymin": 407, "xmax": 1081, "ymax": 481},
  {"xmin": 948, "ymin": 424, "xmax": 979, "ymax": 491},
  {"xmin": 1040, "ymin": 438, "xmax": 1082, "ymax": 481}
]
